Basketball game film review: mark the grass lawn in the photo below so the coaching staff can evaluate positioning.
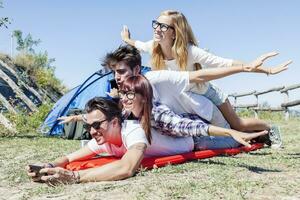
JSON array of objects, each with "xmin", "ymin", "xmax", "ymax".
[{"xmin": 0, "ymin": 118, "xmax": 299, "ymax": 200}]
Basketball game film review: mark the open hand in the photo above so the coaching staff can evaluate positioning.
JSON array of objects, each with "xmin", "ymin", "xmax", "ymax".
[
  {"xmin": 121, "ymin": 25, "xmax": 131, "ymax": 43},
  {"xmin": 229, "ymin": 130, "xmax": 268, "ymax": 147},
  {"xmin": 106, "ymin": 88, "xmax": 119, "ymax": 98},
  {"xmin": 57, "ymin": 115, "xmax": 78, "ymax": 124},
  {"xmin": 245, "ymin": 52, "xmax": 292, "ymax": 75}
]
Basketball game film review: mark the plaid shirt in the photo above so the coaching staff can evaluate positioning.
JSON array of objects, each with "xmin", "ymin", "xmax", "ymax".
[{"xmin": 152, "ymin": 101, "xmax": 209, "ymax": 137}]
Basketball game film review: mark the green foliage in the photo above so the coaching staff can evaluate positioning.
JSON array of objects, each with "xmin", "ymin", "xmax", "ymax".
[
  {"xmin": 14, "ymin": 48, "xmax": 66, "ymax": 93},
  {"xmin": 237, "ymin": 108, "xmax": 285, "ymax": 121},
  {"xmin": 0, "ymin": 1, "xmax": 10, "ymax": 29},
  {"xmin": 13, "ymin": 30, "xmax": 41, "ymax": 54},
  {"xmin": 4, "ymin": 102, "xmax": 53, "ymax": 136}
]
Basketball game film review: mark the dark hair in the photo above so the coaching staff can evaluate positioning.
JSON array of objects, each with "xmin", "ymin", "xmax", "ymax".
[
  {"xmin": 121, "ymin": 75, "xmax": 153, "ymax": 144},
  {"xmin": 85, "ymin": 97, "xmax": 122, "ymax": 125},
  {"xmin": 101, "ymin": 45, "xmax": 141, "ymax": 72}
]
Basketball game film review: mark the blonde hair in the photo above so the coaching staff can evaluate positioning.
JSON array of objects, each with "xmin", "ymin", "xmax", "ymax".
[{"xmin": 152, "ymin": 10, "xmax": 201, "ymax": 70}]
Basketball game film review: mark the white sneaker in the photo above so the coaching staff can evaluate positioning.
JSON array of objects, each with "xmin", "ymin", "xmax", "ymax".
[{"xmin": 269, "ymin": 125, "xmax": 283, "ymax": 149}]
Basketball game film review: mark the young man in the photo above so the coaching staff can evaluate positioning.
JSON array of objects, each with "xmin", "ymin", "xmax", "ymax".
[{"xmin": 27, "ymin": 97, "xmax": 264, "ymax": 184}]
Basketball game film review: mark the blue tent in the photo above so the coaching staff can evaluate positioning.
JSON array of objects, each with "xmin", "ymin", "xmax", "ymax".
[
  {"xmin": 40, "ymin": 69, "xmax": 113, "ymax": 136},
  {"xmin": 40, "ymin": 67, "xmax": 150, "ymax": 136}
]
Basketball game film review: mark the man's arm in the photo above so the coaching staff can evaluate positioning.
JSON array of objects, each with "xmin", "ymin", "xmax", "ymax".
[
  {"xmin": 78, "ymin": 143, "xmax": 146, "ymax": 182},
  {"xmin": 189, "ymin": 52, "xmax": 291, "ymax": 83}
]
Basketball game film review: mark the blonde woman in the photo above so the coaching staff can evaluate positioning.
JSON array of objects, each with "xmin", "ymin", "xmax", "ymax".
[{"xmin": 121, "ymin": 10, "xmax": 291, "ymax": 147}]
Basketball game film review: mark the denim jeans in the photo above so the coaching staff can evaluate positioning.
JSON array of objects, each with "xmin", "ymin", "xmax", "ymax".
[{"xmin": 193, "ymin": 136, "xmax": 240, "ymax": 150}]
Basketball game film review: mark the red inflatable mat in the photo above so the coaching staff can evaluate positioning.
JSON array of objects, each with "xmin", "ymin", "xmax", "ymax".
[{"xmin": 66, "ymin": 143, "xmax": 264, "ymax": 171}]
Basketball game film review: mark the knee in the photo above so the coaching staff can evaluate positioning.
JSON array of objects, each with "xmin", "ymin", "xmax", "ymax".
[{"xmin": 231, "ymin": 119, "xmax": 248, "ymax": 132}]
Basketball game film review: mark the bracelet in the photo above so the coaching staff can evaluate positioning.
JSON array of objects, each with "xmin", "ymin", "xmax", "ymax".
[
  {"xmin": 47, "ymin": 163, "xmax": 55, "ymax": 168},
  {"xmin": 267, "ymin": 68, "xmax": 271, "ymax": 76}
]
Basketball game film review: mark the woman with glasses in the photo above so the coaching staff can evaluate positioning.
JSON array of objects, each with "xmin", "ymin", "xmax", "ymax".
[
  {"xmin": 119, "ymin": 74, "xmax": 269, "ymax": 148},
  {"xmin": 121, "ymin": 10, "xmax": 290, "ymax": 147}
]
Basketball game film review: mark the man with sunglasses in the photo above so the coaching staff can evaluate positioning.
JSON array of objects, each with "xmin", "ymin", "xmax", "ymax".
[{"xmin": 27, "ymin": 97, "xmax": 197, "ymax": 184}]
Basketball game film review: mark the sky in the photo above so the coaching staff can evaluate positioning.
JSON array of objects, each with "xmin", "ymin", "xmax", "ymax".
[{"xmin": 0, "ymin": 0, "xmax": 299, "ymax": 108}]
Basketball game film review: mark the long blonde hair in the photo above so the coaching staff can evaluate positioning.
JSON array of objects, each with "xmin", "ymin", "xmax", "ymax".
[{"xmin": 152, "ymin": 10, "xmax": 201, "ymax": 70}]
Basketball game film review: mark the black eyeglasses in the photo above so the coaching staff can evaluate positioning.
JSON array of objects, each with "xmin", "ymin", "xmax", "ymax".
[
  {"xmin": 118, "ymin": 90, "xmax": 136, "ymax": 100},
  {"xmin": 152, "ymin": 20, "xmax": 174, "ymax": 32},
  {"xmin": 83, "ymin": 119, "xmax": 107, "ymax": 132}
]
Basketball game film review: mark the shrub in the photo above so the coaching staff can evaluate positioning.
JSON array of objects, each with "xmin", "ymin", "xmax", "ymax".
[{"xmin": 5, "ymin": 102, "xmax": 53, "ymax": 136}]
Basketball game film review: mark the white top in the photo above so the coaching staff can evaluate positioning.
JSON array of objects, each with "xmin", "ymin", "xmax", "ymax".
[
  {"xmin": 135, "ymin": 40, "xmax": 233, "ymax": 93},
  {"xmin": 145, "ymin": 70, "xmax": 214, "ymax": 121},
  {"xmin": 87, "ymin": 120, "xmax": 194, "ymax": 158}
]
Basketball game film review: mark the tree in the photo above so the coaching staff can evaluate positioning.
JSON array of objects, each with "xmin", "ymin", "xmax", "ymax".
[
  {"xmin": 13, "ymin": 30, "xmax": 41, "ymax": 54},
  {"xmin": 0, "ymin": 0, "xmax": 10, "ymax": 29}
]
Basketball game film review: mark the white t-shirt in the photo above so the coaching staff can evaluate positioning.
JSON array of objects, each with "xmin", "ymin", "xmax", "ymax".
[
  {"xmin": 145, "ymin": 70, "xmax": 214, "ymax": 122},
  {"xmin": 135, "ymin": 40, "xmax": 233, "ymax": 93},
  {"xmin": 87, "ymin": 120, "xmax": 194, "ymax": 158}
]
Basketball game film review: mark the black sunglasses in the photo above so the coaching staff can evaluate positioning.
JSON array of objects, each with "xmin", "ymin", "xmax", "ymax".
[
  {"xmin": 152, "ymin": 20, "xmax": 174, "ymax": 32},
  {"xmin": 118, "ymin": 90, "xmax": 136, "ymax": 100},
  {"xmin": 83, "ymin": 119, "xmax": 107, "ymax": 132}
]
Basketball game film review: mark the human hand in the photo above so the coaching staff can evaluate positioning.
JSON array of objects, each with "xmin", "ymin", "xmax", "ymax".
[
  {"xmin": 121, "ymin": 25, "xmax": 131, "ymax": 43},
  {"xmin": 229, "ymin": 130, "xmax": 268, "ymax": 147},
  {"xmin": 39, "ymin": 167, "xmax": 80, "ymax": 186},
  {"xmin": 106, "ymin": 88, "xmax": 119, "ymax": 98},
  {"xmin": 57, "ymin": 115, "xmax": 78, "ymax": 124},
  {"xmin": 26, "ymin": 163, "xmax": 54, "ymax": 182},
  {"xmin": 244, "ymin": 52, "xmax": 292, "ymax": 75}
]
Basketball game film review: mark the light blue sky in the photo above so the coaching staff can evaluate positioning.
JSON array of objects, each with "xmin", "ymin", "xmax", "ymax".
[{"xmin": 0, "ymin": 0, "xmax": 299, "ymax": 107}]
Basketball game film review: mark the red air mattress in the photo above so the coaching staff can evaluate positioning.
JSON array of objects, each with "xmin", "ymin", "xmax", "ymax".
[{"xmin": 66, "ymin": 143, "xmax": 264, "ymax": 171}]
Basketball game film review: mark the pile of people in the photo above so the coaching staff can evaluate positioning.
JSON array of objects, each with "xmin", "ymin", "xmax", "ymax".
[{"xmin": 27, "ymin": 10, "xmax": 292, "ymax": 185}]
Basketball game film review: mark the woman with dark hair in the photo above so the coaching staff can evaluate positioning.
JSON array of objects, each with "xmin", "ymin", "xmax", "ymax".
[
  {"xmin": 119, "ymin": 74, "xmax": 268, "ymax": 149},
  {"xmin": 119, "ymin": 75, "xmax": 153, "ymax": 144}
]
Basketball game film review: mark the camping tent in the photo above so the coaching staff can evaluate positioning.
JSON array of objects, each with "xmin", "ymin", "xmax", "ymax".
[
  {"xmin": 40, "ymin": 66, "xmax": 150, "ymax": 136},
  {"xmin": 40, "ymin": 69, "xmax": 113, "ymax": 136}
]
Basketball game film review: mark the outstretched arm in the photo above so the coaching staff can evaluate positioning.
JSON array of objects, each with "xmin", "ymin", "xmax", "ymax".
[
  {"xmin": 39, "ymin": 143, "xmax": 146, "ymax": 184},
  {"xmin": 57, "ymin": 114, "xmax": 87, "ymax": 124},
  {"xmin": 208, "ymin": 125, "xmax": 268, "ymax": 147},
  {"xmin": 190, "ymin": 52, "xmax": 292, "ymax": 83},
  {"xmin": 26, "ymin": 146, "xmax": 96, "ymax": 182}
]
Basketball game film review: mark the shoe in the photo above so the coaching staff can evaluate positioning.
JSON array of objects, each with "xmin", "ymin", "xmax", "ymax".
[{"xmin": 268, "ymin": 125, "xmax": 283, "ymax": 149}]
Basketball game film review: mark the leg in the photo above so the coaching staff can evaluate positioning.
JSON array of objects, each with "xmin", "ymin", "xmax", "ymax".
[
  {"xmin": 193, "ymin": 136, "xmax": 240, "ymax": 150},
  {"xmin": 218, "ymin": 99, "xmax": 270, "ymax": 132}
]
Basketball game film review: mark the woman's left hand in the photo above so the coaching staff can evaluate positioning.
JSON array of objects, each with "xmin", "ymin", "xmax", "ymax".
[
  {"xmin": 244, "ymin": 52, "xmax": 292, "ymax": 75},
  {"xmin": 40, "ymin": 167, "xmax": 79, "ymax": 186}
]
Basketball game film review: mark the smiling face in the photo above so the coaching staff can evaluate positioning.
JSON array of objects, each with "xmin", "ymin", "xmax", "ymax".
[
  {"xmin": 120, "ymin": 90, "xmax": 144, "ymax": 118},
  {"xmin": 153, "ymin": 15, "xmax": 175, "ymax": 46},
  {"xmin": 85, "ymin": 109, "xmax": 122, "ymax": 146},
  {"xmin": 113, "ymin": 61, "xmax": 139, "ymax": 89}
]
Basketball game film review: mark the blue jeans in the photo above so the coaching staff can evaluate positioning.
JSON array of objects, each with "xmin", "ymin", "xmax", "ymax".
[
  {"xmin": 203, "ymin": 83, "xmax": 228, "ymax": 106},
  {"xmin": 193, "ymin": 136, "xmax": 240, "ymax": 150}
]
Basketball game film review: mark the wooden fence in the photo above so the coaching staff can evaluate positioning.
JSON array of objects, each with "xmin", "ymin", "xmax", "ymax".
[{"xmin": 228, "ymin": 83, "xmax": 300, "ymax": 120}]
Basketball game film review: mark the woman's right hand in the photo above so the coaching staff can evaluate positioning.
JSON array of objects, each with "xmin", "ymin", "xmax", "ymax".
[{"xmin": 121, "ymin": 25, "xmax": 131, "ymax": 43}]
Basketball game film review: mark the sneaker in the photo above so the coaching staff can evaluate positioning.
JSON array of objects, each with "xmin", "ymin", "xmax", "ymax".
[{"xmin": 268, "ymin": 125, "xmax": 283, "ymax": 149}]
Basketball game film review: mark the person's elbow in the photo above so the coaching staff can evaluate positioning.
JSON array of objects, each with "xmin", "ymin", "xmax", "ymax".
[
  {"xmin": 189, "ymin": 72, "xmax": 206, "ymax": 84},
  {"xmin": 118, "ymin": 166, "xmax": 136, "ymax": 179}
]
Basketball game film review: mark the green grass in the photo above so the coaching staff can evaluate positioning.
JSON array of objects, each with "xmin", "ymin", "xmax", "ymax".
[{"xmin": 0, "ymin": 117, "xmax": 299, "ymax": 200}]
